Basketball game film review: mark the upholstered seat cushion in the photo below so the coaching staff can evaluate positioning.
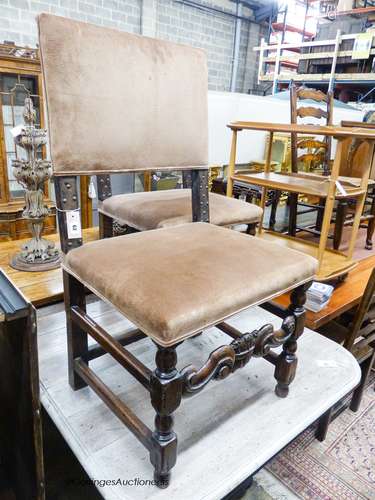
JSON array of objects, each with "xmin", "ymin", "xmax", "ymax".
[
  {"xmin": 63, "ymin": 223, "xmax": 317, "ymax": 347},
  {"xmin": 99, "ymin": 190, "xmax": 262, "ymax": 230}
]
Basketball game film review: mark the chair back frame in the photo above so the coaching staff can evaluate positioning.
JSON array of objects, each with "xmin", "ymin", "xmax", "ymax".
[
  {"xmin": 56, "ymin": 170, "xmax": 209, "ymax": 254},
  {"xmin": 38, "ymin": 14, "xmax": 211, "ymax": 252}
]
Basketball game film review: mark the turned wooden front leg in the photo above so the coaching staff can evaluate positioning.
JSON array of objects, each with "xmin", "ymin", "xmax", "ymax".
[
  {"xmin": 274, "ymin": 282, "xmax": 309, "ymax": 398},
  {"xmin": 150, "ymin": 344, "xmax": 183, "ymax": 488}
]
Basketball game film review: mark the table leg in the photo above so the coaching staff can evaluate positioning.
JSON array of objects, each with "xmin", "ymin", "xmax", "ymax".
[
  {"xmin": 315, "ymin": 407, "xmax": 333, "ymax": 442},
  {"xmin": 347, "ymin": 192, "xmax": 367, "ymax": 261},
  {"xmin": 317, "ymin": 188, "xmax": 336, "ymax": 275},
  {"xmin": 258, "ymin": 187, "xmax": 267, "ymax": 234},
  {"xmin": 317, "ymin": 139, "xmax": 344, "ymax": 274},
  {"xmin": 333, "ymin": 200, "xmax": 348, "ymax": 251},
  {"xmin": 226, "ymin": 130, "xmax": 237, "ymax": 198}
]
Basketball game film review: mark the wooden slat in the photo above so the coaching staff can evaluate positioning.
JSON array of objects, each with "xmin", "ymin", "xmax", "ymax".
[
  {"xmin": 253, "ymin": 34, "xmax": 358, "ymax": 52},
  {"xmin": 297, "ymin": 107, "xmax": 328, "ymax": 120},
  {"xmin": 297, "ymin": 88, "xmax": 329, "ymax": 103}
]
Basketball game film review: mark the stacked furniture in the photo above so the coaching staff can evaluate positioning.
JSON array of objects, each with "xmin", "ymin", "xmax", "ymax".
[
  {"xmin": 227, "ymin": 120, "xmax": 375, "ymax": 282},
  {"xmin": 39, "ymin": 14, "xmax": 318, "ymax": 487},
  {"xmin": 334, "ymin": 120, "xmax": 375, "ymax": 251}
]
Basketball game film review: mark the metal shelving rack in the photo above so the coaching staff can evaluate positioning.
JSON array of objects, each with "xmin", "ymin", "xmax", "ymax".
[{"xmin": 256, "ymin": 1, "xmax": 375, "ymax": 100}]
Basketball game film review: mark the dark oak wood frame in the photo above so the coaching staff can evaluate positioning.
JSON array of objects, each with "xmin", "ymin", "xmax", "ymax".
[
  {"xmin": 0, "ymin": 269, "xmax": 44, "ymax": 499},
  {"xmin": 54, "ymin": 171, "xmax": 310, "ymax": 487}
]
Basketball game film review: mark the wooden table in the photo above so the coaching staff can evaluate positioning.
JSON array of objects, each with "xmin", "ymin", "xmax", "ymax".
[
  {"xmin": 271, "ymin": 254, "xmax": 375, "ymax": 331},
  {"xmin": 38, "ymin": 300, "xmax": 360, "ymax": 500},
  {"xmin": 0, "ymin": 228, "xmax": 98, "ymax": 306},
  {"xmin": 226, "ymin": 121, "xmax": 375, "ymax": 281}
]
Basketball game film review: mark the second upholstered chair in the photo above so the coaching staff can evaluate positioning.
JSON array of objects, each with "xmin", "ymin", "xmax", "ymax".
[
  {"xmin": 98, "ymin": 183, "xmax": 262, "ymax": 238},
  {"xmin": 39, "ymin": 14, "xmax": 317, "ymax": 488}
]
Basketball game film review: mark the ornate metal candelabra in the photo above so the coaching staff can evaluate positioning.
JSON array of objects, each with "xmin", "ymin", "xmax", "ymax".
[{"xmin": 10, "ymin": 96, "xmax": 60, "ymax": 271}]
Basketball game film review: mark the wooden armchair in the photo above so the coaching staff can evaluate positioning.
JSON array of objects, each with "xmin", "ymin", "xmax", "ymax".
[
  {"xmin": 39, "ymin": 14, "xmax": 318, "ymax": 487},
  {"xmin": 316, "ymin": 267, "xmax": 375, "ymax": 439},
  {"xmin": 334, "ymin": 120, "xmax": 375, "ymax": 251},
  {"xmin": 277, "ymin": 85, "xmax": 375, "ymax": 252}
]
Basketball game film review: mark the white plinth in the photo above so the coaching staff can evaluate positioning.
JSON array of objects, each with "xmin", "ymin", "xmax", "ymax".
[{"xmin": 37, "ymin": 300, "xmax": 360, "ymax": 500}]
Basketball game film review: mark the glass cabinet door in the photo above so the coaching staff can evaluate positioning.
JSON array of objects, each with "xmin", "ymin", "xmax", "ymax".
[{"xmin": 0, "ymin": 73, "xmax": 41, "ymax": 202}]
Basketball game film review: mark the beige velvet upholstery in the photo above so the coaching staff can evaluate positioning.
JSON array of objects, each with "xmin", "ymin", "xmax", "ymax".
[
  {"xmin": 38, "ymin": 14, "xmax": 208, "ymax": 175},
  {"xmin": 99, "ymin": 190, "xmax": 263, "ymax": 230},
  {"xmin": 63, "ymin": 223, "xmax": 317, "ymax": 347}
]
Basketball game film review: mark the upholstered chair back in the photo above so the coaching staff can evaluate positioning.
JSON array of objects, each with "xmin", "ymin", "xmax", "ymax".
[{"xmin": 38, "ymin": 14, "xmax": 208, "ymax": 175}]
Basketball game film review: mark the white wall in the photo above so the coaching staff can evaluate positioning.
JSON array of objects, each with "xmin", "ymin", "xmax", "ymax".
[{"xmin": 208, "ymin": 91, "xmax": 364, "ymax": 165}]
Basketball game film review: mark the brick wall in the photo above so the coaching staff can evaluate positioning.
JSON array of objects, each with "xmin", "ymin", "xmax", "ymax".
[{"xmin": 0, "ymin": 0, "xmax": 264, "ymax": 93}]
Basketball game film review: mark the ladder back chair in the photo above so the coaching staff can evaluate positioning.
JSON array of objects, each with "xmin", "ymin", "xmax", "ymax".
[
  {"xmin": 288, "ymin": 84, "xmax": 333, "ymax": 237},
  {"xmin": 270, "ymin": 84, "xmax": 333, "ymax": 234},
  {"xmin": 290, "ymin": 84, "xmax": 333, "ymax": 175},
  {"xmin": 316, "ymin": 267, "xmax": 375, "ymax": 439},
  {"xmin": 39, "ymin": 14, "xmax": 317, "ymax": 487}
]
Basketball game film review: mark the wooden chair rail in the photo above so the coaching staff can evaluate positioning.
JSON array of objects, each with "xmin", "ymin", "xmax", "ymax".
[
  {"xmin": 71, "ymin": 305, "xmax": 151, "ymax": 390},
  {"xmin": 227, "ymin": 122, "xmax": 375, "ymax": 139},
  {"xmin": 74, "ymin": 357, "xmax": 154, "ymax": 451},
  {"xmin": 87, "ymin": 328, "xmax": 146, "ymax": 361},
  {"xmin": 231, "ymin": 172, "xmax": 365, "ymax": 198}
]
